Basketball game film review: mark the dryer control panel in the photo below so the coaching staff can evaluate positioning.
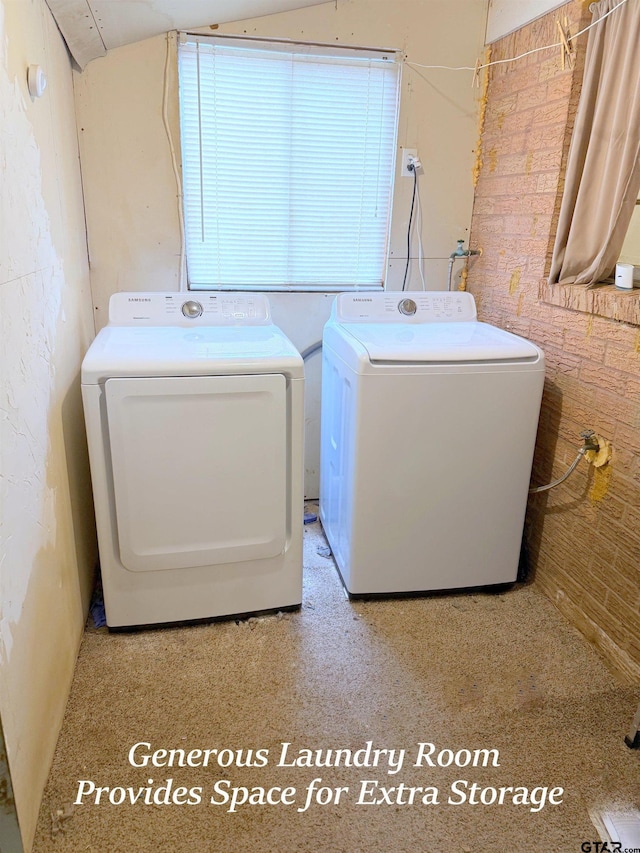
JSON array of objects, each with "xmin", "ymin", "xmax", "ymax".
[
  {"xmin": 108, "ymin": 292, "xmax": 272, "ymax": 326},
  {"xmin": 334, "ymin": 291, "xmax": 477, "ymax": 323}
]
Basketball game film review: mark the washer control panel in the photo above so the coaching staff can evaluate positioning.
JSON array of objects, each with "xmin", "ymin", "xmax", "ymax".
[
  {"xmin": 108, "ymin": 293, "xmax": 273, "ymax": 326},
  {"xmin": 398, "ymin": 298, "xmax": 417, "ymax": 316},
  {"xmin": 335, "ymin": 291, "xmax": 477, "ymax": 323},
  {"xmin": 181, "ymin": 300, "xmax": 203, "ymax": 319}
]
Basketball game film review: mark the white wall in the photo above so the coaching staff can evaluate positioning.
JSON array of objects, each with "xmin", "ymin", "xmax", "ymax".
[
  {"xmin": 74, "ymin": 0, "xmax": 488, "ymax": 495},
  {"xmin": 0, "ymin": 0, "xmax": 96, "ymax": 847},
  {"xmin": 485, "ymin": 0, "xmax": 566, "ymax": 43},
  {"xmin": 620, "ymin": 201, "xmax": 640, "ymax": 267}
]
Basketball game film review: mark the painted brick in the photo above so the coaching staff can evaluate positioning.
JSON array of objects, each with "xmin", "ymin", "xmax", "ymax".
[
  {"xmin": 545, "ymin": 346, "xmax": 582, "ymax": 378},
  {"xmin": 605, "ymin": 470, "xmax": 640, "ymax": 509},
  {"xmin": 528, "ymin": 123, "xmax": 568, "ymax": 151},
  {"xmin": 516, "ymin": 84, "xmax": 551, "ymax": 113},
  {"xmin": 503, "ymin": 214, "xmax": 553, "ymax": 237},
  {"xmin": 586, "ymin": 315, "xmax": 637, "ymax": 346},
  {"xmin": 467, "ymin": 1, "xmax": 640, "ymax": 677},
  {"xmin": 557, "ymin": 374, "xmax": 598, "ymax": 409},
  {"xmin": 469, "ymin": 215, "xmax": 507, "ymax": 235},
  {"xmin": 536, "ymin": 172, "xmax": 562, "ymax": 194},
  {"xmin": 594, "ymin": 389, "xmax": 638, "ymax": 428},
  {"xmin": 530, "ymin": 319, "xmax": 562, "ymax": 348},
  {"xmin": 481, "ymin": 174, "xmax": 541, "ymax": 197},
  {"xmin": 614, "ymin": 422, "xmax": 640, "ymax": 456},
  {"xmin": 471, "ymin": 197, "xmax": 496, "ymax": 215},
  {"xmin": 559, "ymin": 398, "xmax": 616, "ymax": 440},
  {"xmin": 486, "ymin": 92, "xmax": 518, "ymax": 122},
  {"xmin": 531, "ymin": 149, "xmax": 564, "ymax": 173},
  {"xmin": 603, "ymin": 589, "xmax": 640, "ymax": 638},
  {"xmin": 526, "ymin": 255, "xmax": 549, "ymax": 279},
  {"xmin": 538, "ymin": 55, "xmax": 566, "ymax": 83},
  {"xmin": 498, "ymin": 109, "xmax": 536, "ymax": 135},
  {"xmin": 503, "ymin": 315, "xmax": 532, "ymax": 337},
  {"xmin": 578, "ymin": 360, "xmax": 628, "ymax": 396},
  {"xmin": 506, "ymin": 238, "xmax": 550, "ymax": 257},
  {"xmin": 578, "ymin": 594, "xmax": 638, "ymax": 654},
  {"xmin": 624, "ymin": 502, "xmax": 640, "ymax": 532},
  {"xmin": 579, "ymin": 567, "xmax": 613, "ymax": 608},
  {"xmin": 622, "ymin": 636, "xmax": 640, "ymax": 670},
  {"xmin": 482, "ymin": 131, "xmax": 529, "ymax": 155},
  {"xmin": 496, "ymin": 153, "xmax": 532, "ymax": 175},
  {"xmin": 542, "ymin": 561, "xmax": 588, "ymax": 610},
  {"xmin": 626, "ymin": 376, "xmax": 640, "ymax": 401},
  {"xmin": 491, "ymin": 194, "xmax": 557, "ymax": 215},
  {"xmin": 604, "ymin": 344, "xmax": 640, "ymax": 375},
  {"xmin": 545, "ymin": 73, "xmax": 574, "ymax": 102},
  {"xmin": 482, "ymin": 235, "xmax": 546, "ymax": 258},
  {"xmin": 597, "ymin": 493, "xmax": 629, "ymax": 525},
  {"xmin": 587, "ymin": 536, "xmax": 618, "ymax": 571},
  {"xmin": 489, "ymin": 72, "xmax": 531, "ymax": 102},
  {"xmin": 603, "ymin": 568, "xmax": 640, "ymax": 611},
  {"xmin": 532, "ymin": 101, "xmax": 572, "ymax": 127},
  {"xmin": 562, "ymin": 329, "xmax": 607, "ymax": 362},
  {"xmin": 611, "ymin": 445, "xmax": 637, "ymax": 477},
  {"xmin": 571, "ymin": 514, "xmax": 605, "ymax": 548},
  {"xmin": 615, "ymin": 538, "xmax": 640, "ymax": 576},
  {"xmin": 496, "ymin": 254, "xmax": 533, "ymax": 275},
  {"xmin": 597, "ymin": 517, "xmax": 640, "ymax": 563}
]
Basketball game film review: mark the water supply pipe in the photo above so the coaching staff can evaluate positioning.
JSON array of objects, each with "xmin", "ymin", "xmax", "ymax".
[
  {"xmin": 447, "ymin": 239, "xmax": 481, "ymax": 291},
  {"xmin": 301, "ymin": 341, "xmax": 322, "ymax": 361},
  {"xmin": 529, "ymin": 430, "xmax": 610, "ymax": 494}
]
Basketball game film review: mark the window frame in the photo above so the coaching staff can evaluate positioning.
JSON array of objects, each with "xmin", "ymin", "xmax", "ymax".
[{"xmin": 177, "ymin": 33, "xmax": 402, "ymax": 293}]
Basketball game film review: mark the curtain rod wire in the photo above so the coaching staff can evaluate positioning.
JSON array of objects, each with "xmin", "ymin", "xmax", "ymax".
[{"xmin": 405, "ymin": 0, "xmax": 629, "ymax": 76}]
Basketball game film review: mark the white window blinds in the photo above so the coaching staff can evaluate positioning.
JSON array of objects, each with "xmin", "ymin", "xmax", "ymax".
[{"xmin": 178, "ymin": 35, "xmax": 401, "ymax": 291}]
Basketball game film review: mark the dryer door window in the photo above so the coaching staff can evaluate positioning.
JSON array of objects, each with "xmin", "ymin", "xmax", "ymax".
[{"xmin": 104, "ymin": 373, "xmax": 287, "ymax": 572}]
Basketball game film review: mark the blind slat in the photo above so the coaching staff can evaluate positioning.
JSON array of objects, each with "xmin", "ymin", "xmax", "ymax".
[{"xmin": 178, "ymin": 36, "xmax": 400, "ymax": 290}]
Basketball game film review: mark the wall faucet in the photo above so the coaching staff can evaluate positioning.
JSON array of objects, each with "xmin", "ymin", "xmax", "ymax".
[
  {"xmin": 450, "ymin": 238, "xmax": 480, "ymax": 259},
  {"xmin": 447, "ymin": 239, "xmax": 481, "ymax": 290}
]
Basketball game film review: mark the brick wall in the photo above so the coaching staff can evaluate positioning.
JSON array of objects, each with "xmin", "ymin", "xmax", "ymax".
[{"xmin": 467, "ymin": 1, "xmax": 640, "ymax": 680}]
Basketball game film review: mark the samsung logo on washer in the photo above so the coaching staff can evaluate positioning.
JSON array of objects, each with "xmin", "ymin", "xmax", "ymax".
[
  {"xmin": 353, "ymin": 298, "xmax": 373, "ymax": 302},
  {"xmin": 128, "ymin": 298, "xmax": 152, "ymax": 302}
]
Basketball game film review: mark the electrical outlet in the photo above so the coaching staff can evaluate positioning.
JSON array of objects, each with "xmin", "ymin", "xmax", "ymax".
[{"xmin": 400, "ymin": 148, "xmax": 418, "ymax": 177}]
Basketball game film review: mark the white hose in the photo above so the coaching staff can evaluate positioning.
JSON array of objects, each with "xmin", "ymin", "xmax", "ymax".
[{"xmin": 447, "ymin": 257, "xmax": 455, "ymax": 291}]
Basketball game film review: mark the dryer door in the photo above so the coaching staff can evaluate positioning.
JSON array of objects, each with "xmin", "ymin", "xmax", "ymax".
[{"xmin": 105, "ymin": 374, "xmax": 287, "ymax": 572}]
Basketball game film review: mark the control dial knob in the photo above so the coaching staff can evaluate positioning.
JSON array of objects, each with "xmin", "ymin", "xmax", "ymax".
[
  {"xmin": 182, "ymin": 300, "xmax": 203, "ymax": 319},
  {"xmin": 398, "ymin": 298, "xmax": 417, "ymax": 316}
]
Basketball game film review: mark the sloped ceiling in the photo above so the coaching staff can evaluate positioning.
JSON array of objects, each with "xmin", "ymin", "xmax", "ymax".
[{"xmin": 46, "ymin": 0, "xmax": 333, "ymax": 69}]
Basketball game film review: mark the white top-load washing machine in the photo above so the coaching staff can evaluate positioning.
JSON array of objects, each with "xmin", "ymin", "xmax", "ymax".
[
  {"xmin": 82, "ymin": 292, "xmax": 304, "ymax": 628},
  {"xmin": 320, "ymin": 291, "xmax": 545, "ymax": 595}
]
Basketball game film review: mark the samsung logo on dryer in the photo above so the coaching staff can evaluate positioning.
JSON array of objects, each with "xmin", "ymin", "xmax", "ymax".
[
  {"xmin": 352, "ymin": 298, "xmax": 373, "ymax": 302},
  {"xmin": 128, "ymin": 297, "xmax": 152, "ymax": 302}
]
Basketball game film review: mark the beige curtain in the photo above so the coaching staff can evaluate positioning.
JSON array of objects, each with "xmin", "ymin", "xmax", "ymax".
[{"xmin": 548, "ymin": 0, "xmax": 640, "ymax": 287}]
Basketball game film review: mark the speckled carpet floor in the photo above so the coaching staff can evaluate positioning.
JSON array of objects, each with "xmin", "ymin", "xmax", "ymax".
[{"xmin": 33, "ymin": 507, "xmax": 640, "ymax": 852}]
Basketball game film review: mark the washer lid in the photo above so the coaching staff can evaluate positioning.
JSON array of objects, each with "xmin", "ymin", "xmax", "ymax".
[
  {"xmin": 81, "ymin": 324, "xmax": 304, "ymax": 383},
  {"xmin": 342, "ymin": 320, "xmax": 541, "ymax": 362}
]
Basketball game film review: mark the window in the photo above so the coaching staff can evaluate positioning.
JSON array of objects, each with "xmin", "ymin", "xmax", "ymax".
[
  {"xmin": 619, "ymin": 194, "xmax": 640, "ymax": 271},
  {"xmin": 178, "ymin": 35, "xmax": 401, "ymax": 291}
]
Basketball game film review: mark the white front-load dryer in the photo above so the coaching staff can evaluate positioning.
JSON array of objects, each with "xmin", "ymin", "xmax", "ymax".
[
  {"xmin": 81, "ymin": 292, "xmax": 304, "ymax": 628},
  {"xmin": 319, "ymin": 291, "xmax": 545, "ymax": 595}
]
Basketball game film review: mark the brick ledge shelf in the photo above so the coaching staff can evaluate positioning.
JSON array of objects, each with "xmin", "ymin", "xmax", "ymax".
[{"xmin": 539, "ymin": 279, "xmax": 640, "ymax": 326}]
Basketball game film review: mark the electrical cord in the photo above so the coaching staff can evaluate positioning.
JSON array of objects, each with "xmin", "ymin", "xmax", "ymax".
[
  {"xmin": 402, "ymin": 164, "xmax": 418, "ymax": 291},
  {"xmin": 406, "ymin": 0, "xmax": 630, "ymax": 77},
  {"xmin": 415, "ymin": 170, "xmax": 426, "ymax": 290}
]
